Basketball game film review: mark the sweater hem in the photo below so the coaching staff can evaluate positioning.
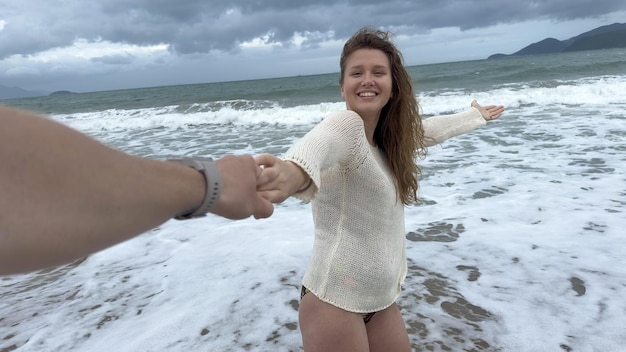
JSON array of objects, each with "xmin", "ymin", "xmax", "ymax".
[{"xmin": 301, "ymin": 281, "xmax": 402, "ymax": 314}]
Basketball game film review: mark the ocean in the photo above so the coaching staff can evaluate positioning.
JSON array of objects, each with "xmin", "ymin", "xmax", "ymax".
[{"xmin": 1, "ymin": 48, "xmax": 625, "ymax": 351}]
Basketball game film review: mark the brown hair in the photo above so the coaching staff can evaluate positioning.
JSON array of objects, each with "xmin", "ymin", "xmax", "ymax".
[{"xmin": 339, "ymin": 27, "xmax": 426, "ymax": 204}]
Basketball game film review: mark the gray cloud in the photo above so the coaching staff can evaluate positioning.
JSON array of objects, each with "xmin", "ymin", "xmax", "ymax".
[
  {"xmin": 90, "ymin": 53, "xmax": 136, "ymax": 65},
  {"xmin": 1, "ymin": 0, "xmax": 623, "ymax": 92},
  {"xmin": 1, "ymin": 0, "xmax": 623, "ymax": 60}
]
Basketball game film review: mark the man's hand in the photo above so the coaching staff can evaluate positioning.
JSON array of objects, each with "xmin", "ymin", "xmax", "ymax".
[{"xmin": 212, "ymin": 155, "xmax": 274, "ymax": 219}]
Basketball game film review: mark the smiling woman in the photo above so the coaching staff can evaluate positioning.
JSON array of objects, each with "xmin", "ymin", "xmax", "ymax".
[
  {"xmin": 254, "ymin": 27, "xmax": 504, "ymax": 352},
  {"xmin": 340, "ymin": 48, "xmax": 393, "ymax": 135}
]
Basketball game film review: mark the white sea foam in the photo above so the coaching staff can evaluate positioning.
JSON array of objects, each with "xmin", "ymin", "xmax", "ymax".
[
  {"xmin": 2, "ymin": 73, "xmax": 625, "ymax": 351},
  {"xmin": 52, "ymin": 75, "xmax": 626, "ymax": 134}
]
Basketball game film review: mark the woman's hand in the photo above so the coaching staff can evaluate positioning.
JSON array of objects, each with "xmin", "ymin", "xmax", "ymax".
[
  {"xmin": 471, "ymin": 100, "xmax": 504, "ymax": 121},
  {"xmin": 255, "ymin": 153, "xmax": 310, "ymax": 203}
]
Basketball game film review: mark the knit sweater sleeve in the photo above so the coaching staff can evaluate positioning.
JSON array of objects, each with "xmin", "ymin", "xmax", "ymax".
[
  {"xmin": 422, "ymin": 107, "xmax": 486, "ymax": 147},
  {"xmin": 283, "ymin": 110, "xmax": 366, "ymax": 201}
]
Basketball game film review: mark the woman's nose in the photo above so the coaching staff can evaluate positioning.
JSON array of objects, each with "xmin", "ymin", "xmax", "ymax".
[{"xmin": 361, "ymin": 73, "xmax": 374, "ymax": 85}]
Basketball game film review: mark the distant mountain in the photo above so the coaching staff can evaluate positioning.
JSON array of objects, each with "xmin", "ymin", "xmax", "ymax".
[
  {"xmin": 49, "ymin": 90, "xmax": 76, "ymax": 96},
  {"xmin": 0, "ymin": 85, "xmax": 48, "ymax": 100},
  {"xmin": 488, "ymin": 23, "xmax": 626, "ymax": 59}
]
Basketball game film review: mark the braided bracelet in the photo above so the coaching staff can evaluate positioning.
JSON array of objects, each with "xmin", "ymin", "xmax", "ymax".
[{"xmin": 295, "ymin": 178, "xmax": 313, "ymax": 194}]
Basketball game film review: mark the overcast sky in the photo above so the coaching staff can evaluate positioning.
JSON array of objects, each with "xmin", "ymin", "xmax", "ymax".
[{"xmin": 1, "ymin": 0, "xmax": 624, "ymax": 93}]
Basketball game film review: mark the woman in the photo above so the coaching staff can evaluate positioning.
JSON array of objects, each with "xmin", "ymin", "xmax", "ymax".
[{"xmin": 256, "ymin": 27, "xmax": 504, "ymax": 352}]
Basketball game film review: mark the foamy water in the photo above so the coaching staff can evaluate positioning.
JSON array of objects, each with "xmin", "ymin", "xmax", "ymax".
[{"xmin": 1, "ymin": 75, "xmax": 625, "ymax": 351}]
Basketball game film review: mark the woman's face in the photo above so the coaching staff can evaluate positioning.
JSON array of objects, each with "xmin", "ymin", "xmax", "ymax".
[{"xmin": 340, "ymin": 48, "xmax": 393, "ymax": 122}]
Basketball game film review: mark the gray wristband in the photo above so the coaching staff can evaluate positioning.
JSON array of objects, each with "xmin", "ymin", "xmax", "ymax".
[{"xmin": 168, "ymin": 157, "xmax": 222, "ymax": 220}]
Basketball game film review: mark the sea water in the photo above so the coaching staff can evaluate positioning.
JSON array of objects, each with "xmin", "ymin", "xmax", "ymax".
[{"xmin": 1, "ymin": 48, "xmax": 625, "ymax": 351}]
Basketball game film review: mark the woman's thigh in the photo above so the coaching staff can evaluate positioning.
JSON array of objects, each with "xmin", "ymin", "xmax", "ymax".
[
  {"xmin": 299, "ymin": 293, "xmax": 369, "ymax": 352},
  {"xmin": 366, "ymin": 303, "xmax": 411, "ymax": 352}
]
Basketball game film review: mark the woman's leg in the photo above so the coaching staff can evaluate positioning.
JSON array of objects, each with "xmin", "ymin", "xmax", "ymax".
[
  {"xmin": 299, "ymin": 292, "xmax": 369, "ymax": 352},
  {"xmin": 366, "ymin": 303, "xmax": 411, "ymax": 352}
]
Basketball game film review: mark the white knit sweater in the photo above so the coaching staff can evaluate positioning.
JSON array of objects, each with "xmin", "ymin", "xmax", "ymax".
[{"xmin": 283, "ymin": 107, "xmax": 486, "ymax": 313}]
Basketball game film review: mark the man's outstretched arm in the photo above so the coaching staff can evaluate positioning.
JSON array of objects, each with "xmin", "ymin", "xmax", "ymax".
[{"xmin": 0, "ymin": 105, "xmax": 273, "ymax": 275}]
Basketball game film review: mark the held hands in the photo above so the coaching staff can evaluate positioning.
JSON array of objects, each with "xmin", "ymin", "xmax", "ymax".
[
  {"xmin": 212, "ymin": 155, "xmax": 274, "ymax": 219},
  {"xmin": 255, "ymin": 153, "xmax": 309, "ymax": 203},
  {"xmin": 471, "ymin": 100, "xmax": 504, "ymax": 121},
  {"xmin": 210, "ymin": 152, "xmax": 308, "ymax": 219}
]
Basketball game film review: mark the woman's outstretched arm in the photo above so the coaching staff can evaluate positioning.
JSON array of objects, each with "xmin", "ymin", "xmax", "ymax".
[{"xmin": 422, "ymin": 100, "xmax": 504, "ymax": 147}]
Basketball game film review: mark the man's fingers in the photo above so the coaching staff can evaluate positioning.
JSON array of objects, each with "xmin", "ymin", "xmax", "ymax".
[
  {"xmin": 253, "ymin": 196, "xmax": 274, "ymax": 219},
  {"xmin": 257, "ymin": 189, "xmax": 289, "ymax": 204}
]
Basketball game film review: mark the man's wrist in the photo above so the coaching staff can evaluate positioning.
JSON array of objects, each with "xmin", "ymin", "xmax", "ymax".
[{"xmin": 167, "ymin": 157, "xmax": 222, "ymax": 220}]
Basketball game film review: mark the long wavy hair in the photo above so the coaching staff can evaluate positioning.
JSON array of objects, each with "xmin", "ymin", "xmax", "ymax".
[{"xmin": 340, "ymin": 27, "xmax": 427, "ymax": 205}]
